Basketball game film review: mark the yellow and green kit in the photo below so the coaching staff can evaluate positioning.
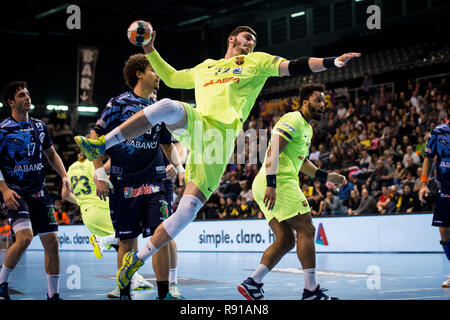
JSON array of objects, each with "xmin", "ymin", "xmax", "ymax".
[
  {"xmin": 146, "ymin": 50, "xmax": 286, "ymax": 199},
  {"xmin": 252, "ymin": 111, "xmax": 313, "ymax": 222},
  {"xmin": 67, "ymin": 159, "xmax": 115, "ymax": 236}
]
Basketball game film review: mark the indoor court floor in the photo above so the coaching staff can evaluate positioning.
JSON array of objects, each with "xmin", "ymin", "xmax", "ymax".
[{"xmin": 1, "ymin": 249, "xmax": 449, "ymax": 300}]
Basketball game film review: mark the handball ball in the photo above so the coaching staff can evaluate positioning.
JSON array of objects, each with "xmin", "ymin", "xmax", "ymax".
[{"xmin": 127, "ymin": 20, "xmax": 153, "ymax": 46}]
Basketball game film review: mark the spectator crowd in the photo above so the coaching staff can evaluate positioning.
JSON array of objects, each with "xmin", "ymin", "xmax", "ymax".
[
  {"xmin": 194, "ymin": 75, "xmax": 448, "ymax": 220},
  {"xmin": 1, "ymin": 75, "xmax": 448, "ymax": 228}
]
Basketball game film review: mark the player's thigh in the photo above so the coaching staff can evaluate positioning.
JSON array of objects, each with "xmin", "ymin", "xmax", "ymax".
[
  {"xmin": 81, "ymin": 205, "xmax": 115, "ymax": 236},
  {"xmin": 432, "ymin": 196, "xmax": 450, "ymax": 229},
  {"xmin": 109, "ymin": 184, "xmax": 143, "ymax": 240},
  {"xmin": 28, "ymin": 189, "xmax": 58, "ymax": 235},
  {"xmin": 141, "ymin": 182, "xmax": 169, "ymax": 238},
  {"xmin": 268, "ymin": 218, "xmax": 295, "ymax": 245}
]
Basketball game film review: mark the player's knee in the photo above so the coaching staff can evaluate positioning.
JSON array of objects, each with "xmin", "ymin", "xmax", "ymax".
[
  {"xmin": 302, "ymin": 223, "xmax": 315, "ymax": 238},
  {"xmin": 17, "ymin": 236, "xmax": 33, "ymax": 250},
  {"xmin": 43, "ymin": 237, "xmax": 59, "ymax": 252},
  {"xmin": 280, "ymin": 233, "xmax": 296, "ymax": 251}
]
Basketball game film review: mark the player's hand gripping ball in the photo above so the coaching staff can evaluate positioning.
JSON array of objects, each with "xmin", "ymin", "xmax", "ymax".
[{"xmin": 127, "ymin": 20, "xmax": 153, "ymax": 46}]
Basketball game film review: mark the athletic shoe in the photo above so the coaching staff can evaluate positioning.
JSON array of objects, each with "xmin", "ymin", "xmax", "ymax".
[
  {"xmin": 132, "ymin": 273, "xmax": 154, "ymax": 290},
  {"xmin": 442, "ymin": 277, "xmax": 450, "ymax": 288},
  {"xmin": 106, "ymin": 286, "xmax": 120, "ymax": 298},
  {"xmin": 165, "ymin": 282, "xmax": 185, "ymax": 300},
  {"xmin": 89, "ymin": 234, "xmax": 104, "ymax": 259},
  {"xmin": 237, "ymin": 277, "xmax": 265, "ymax": 300},
  {"xmin": 301, "ymin": 285, "xmax": 338, "ymax": 300},
  {"xmin": 116, "ymin": 251, "xmax": 144, "ymax": 289},
  {"xmin": 0, "ymin": 282, "xmax": 11, "ymax": 300},
  {"xmin": 74, "ymin": 135, "xmax": 106, "ymax": 161},
  {"xmin": 47, "ymin": 293, "xmax": 63, "ymax": 300}
]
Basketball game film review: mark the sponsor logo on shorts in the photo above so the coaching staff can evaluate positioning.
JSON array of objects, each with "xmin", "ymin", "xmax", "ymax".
[
  {"xmin": 160, "ymin": 200, "xmax": 169, "ymax": 219},
  {"xmin": 123, "ymin": 184, "xmax": 161, "ymax": 198},
  {"xmin": 298, "ymin": 155, "xmax": 304, "ymax": 160},
  {"xmin": 48, "ymin": 206, "xmax": 57, "ymax": 223},
  {"xmin": 302, "ymin": 200, "xmax": 308, "ymax": 207}
]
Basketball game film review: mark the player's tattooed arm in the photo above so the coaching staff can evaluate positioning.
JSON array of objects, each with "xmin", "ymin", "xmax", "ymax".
[{"xmin": 264, "ymin": 135, "xmax": 289, "ymax": 210}]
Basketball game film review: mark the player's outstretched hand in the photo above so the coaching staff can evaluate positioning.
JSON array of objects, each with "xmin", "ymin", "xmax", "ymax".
[
  {"xmin": 336, "ymin": 52, "xmax": 361, "ymax": 66},
  {"xmin": 142, "ymin": 30, "xmax": 156, "ymax": 54},
  {"xmin": 264, "ymin": 187, "xmax": 276, "ymax": 211},
  {"xmin": 327, "ymin": 173, "xmax": 347, "ymax": 187},
  {"xmin": 418, "ymin": 185, "xmax": 429, "ymax": 203}
]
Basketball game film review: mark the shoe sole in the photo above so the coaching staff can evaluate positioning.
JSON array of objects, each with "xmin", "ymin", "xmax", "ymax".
[
  {"xmin": 89, "ymin": 235, "xmax": 103, "ymax": 259},
  {"xmin": 132, "ymin": 286, "xmax": 153, "ymax": 291},
  {"xmin": 237, "ymin": 285, "xmax": 256, "ymax": 300}
]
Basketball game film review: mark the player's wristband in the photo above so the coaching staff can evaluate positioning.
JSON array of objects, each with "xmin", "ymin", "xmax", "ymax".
[
  {"xmin": 323, "ymin": 57, "xmax": 344, "ymax": 68},
  {"xmin": 266, "ymin": 175, "xmax": 277, "ymax": 188},
  {"xmin": 420, "ymin": 174, "xmax": 428, "ymax": 184},
  {"xmin": 95, "ymin": 167, "xmax": 113, "ymax": 189},
  {"xmin": 315, "ymin": 169, "xmax": 328, "ymax": 182},
  {"xmin": 0, "ymin": 168, "xmax": 4, "ymax": 182},
  {"xmin": 176, "ymin": 164, "xmax": 185, "ymax": 174}
]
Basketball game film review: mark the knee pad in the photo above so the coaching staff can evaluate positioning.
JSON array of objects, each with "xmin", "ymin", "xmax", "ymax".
[
  {"xmin": 163, "ymin": 195, "xmax": 203, "ymax": 239},
  {"xmin": 143, "ymin": 98, "xmax": 186, "ymax": 127}
]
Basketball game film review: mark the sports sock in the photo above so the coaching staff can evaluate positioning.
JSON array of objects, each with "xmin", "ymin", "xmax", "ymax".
[
  {"xmin": 105, "ymin": 127, "xmax": 125, "ymax": 149},
  {"xmin": 0, "ymin": 264, "xmax": 12, "ymax": 284},
  {"xmin": 137, "ymin": 239, "xmax": 159, "ymax": 262},
  {"xmin": 169, "ymin": 268, "xmax": 178, "ymax": 283},
  {"xmin": 47, "ymin": 274, "xmax": 60, "ymax": 297},
  {"xmin": 157, "ymin": 281, "xmax": 169, "ymax": 299},
  {"xmin": 250, "ymin": 264, "xmax": 269, "ymax": 284},
  {"xmin": 303, "ymin": 268, "xmax": 317, "ymax": 291},
  {"xmin": 101, "ymin": 234, "xmax": 117, "ymax": 245}
]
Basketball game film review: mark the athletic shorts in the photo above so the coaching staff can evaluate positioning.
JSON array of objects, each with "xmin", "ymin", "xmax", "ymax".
[
  {"xmin": 0, "ymin": 188, "xmax": 58, "ymax": 235},
  {"xmin": 432, "ymin": 193, "xmax": 450, "ymax": 227},
  {"xmin": 252, "ymin": 172, "xmax": 311, "ymax": 223},
  {"xmin": 169, "ymin": 102, "xmax": 240, "ymax": 200},
  {"xmin": 109, "ymin": 179, "xmax": 169, "ymax": 240},
  {"xmin": 80, "ymin": 203, "xmax": 115, "ymax": 237}
]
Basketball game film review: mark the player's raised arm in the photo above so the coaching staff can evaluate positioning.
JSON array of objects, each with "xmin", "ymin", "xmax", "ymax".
[
  {"xmin": 142, "ymin": 30, "xmax": 195, "ymax": 89},
  {"xmin": 300, "ymin": 159, "xmax": 346, "ymax": 187},
  {"xmin": 278, "ymin": 52, "xmax": 361, "ymax": 76}
]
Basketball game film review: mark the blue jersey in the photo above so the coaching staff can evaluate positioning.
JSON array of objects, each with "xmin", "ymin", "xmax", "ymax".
[
  {"xmin": 0, "ymin": 116, "xmax": 53, "ymax": 193},
  {"xmin": 424, "ymin": 122, "xmax": 450, "ymax": 194},
  {"xmin": 94, "ymin": 91, "xmax": 171, "ymax": 181}
]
